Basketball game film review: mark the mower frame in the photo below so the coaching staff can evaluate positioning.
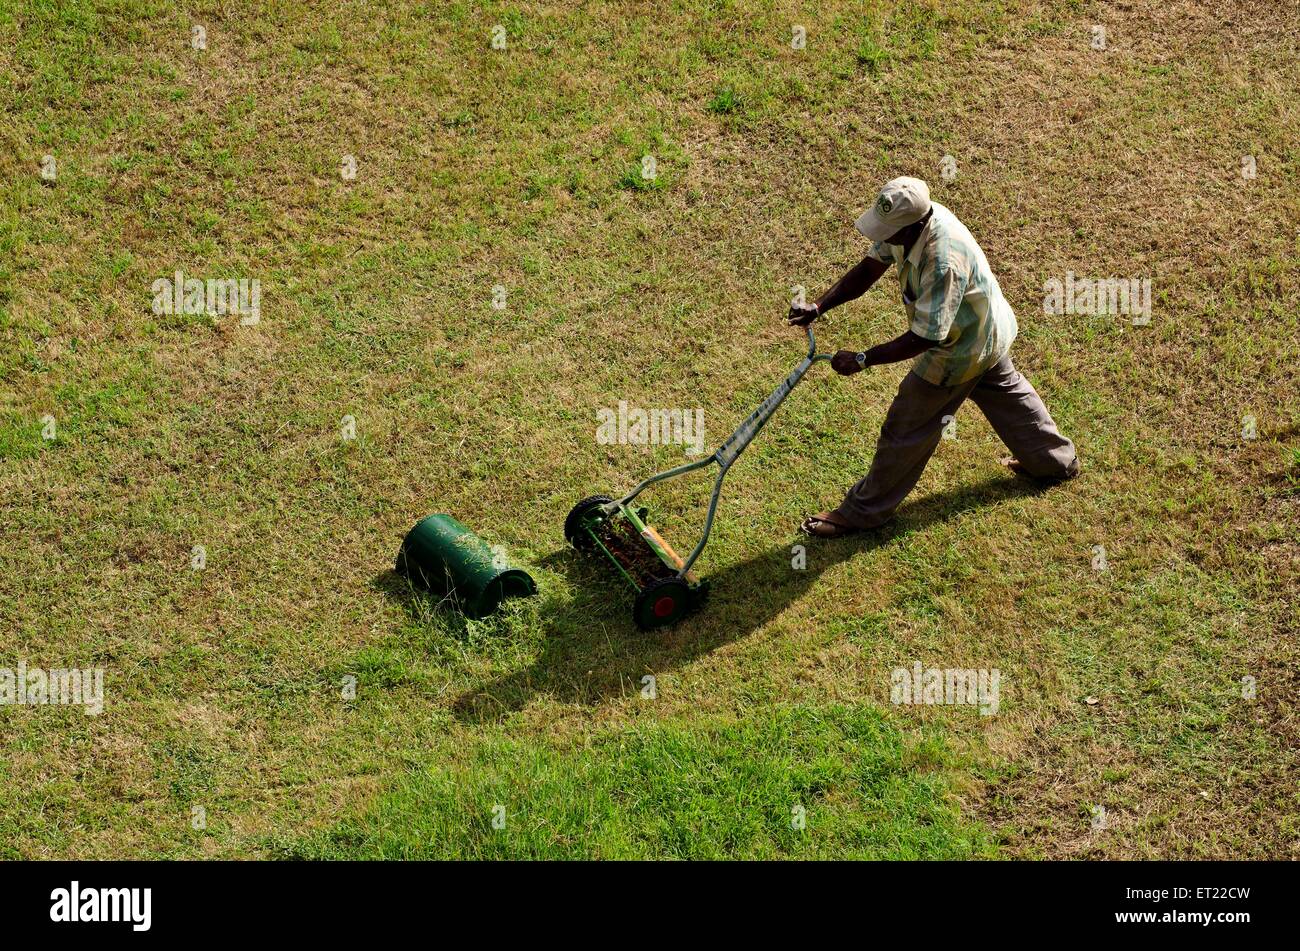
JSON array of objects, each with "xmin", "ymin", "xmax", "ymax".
[{"xmin": 601, "ymin": 325, "xmax": 833, "ymax": 578}]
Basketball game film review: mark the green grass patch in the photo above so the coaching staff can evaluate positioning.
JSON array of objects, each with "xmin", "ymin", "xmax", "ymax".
[{"xmin": 279, "ymin": 705, "xmax": 993, "ymax": 859}]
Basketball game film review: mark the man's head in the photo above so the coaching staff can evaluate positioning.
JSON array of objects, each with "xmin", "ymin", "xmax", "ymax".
[{"xmin": 856, "ymin": 177, "xmax": 932, "ymax": 245}]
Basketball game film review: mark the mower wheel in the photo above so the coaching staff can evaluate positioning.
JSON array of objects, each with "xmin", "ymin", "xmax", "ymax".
[
  {"xmin": 564, "ymin": 495, "xmax": 613, "ymax": 550},
  {"xmin": 633, "ymin": 577, "xmax": 694, "ymax": 631}
]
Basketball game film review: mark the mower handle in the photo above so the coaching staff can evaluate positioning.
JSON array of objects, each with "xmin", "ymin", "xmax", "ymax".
[
  {"xmin": 605, "ymin": 317, "xmax": 834, "ymax": 580},
  {"xmin": 805, "ymin": 323, "xmax": 833, "ymax": 362}
]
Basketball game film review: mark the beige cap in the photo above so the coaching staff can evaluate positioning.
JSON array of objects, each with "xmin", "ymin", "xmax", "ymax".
[{"xmin": 855, "ymin": 177, "xmax": 932, "ymax": 241}]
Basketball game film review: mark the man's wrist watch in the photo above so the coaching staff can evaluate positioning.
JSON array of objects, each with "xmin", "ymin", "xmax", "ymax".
[{"xmin": 855, "ymin": 352, "xmax": 867, "ymax": 368}]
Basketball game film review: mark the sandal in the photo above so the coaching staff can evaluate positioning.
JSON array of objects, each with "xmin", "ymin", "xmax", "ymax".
[
  {"xmin": 999, "ymin": 456, "xmax": 1080, "ymax": 484},
  {"xmin": 800, "ymin": 511, "xmax": 861, "ymax": 538}
]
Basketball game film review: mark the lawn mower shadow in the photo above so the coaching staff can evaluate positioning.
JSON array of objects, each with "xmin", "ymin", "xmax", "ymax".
[{"xmin": 448, "ymin": 473, "xmax": 1044, "ymax": 725}]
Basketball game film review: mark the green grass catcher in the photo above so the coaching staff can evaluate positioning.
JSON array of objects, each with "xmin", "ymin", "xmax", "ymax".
[
  {"xmin": 396, "ymin": 514, "xmax": 536, "ymax": 619},
  {"xmin": 566, "ymin": 325, "xmax": 832, "ymax": 631}
]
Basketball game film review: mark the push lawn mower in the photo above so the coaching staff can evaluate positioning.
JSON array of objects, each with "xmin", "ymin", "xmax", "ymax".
[{"xmin": 565, "ymin": 325, "xmax": 834, "ymax": 630}]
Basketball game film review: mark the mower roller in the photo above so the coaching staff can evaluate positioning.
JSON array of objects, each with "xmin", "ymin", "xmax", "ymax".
[{"xmin": 565, "ymin": 324, "xmax": 833, "ymax": 630}]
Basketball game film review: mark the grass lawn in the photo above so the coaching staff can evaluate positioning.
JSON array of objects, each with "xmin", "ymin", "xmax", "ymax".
[{"xmin": 1, "ymin": 0, "xmax": 1296, "ymax": 859}]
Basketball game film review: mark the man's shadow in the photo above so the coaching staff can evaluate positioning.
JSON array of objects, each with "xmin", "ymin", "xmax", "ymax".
[{"xmin": 378, "ymin": 474, "xmax": 1046, "ymax": 724}]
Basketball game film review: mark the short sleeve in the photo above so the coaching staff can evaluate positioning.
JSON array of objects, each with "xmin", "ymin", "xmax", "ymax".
[
  {"xmin": 866, "ymin": 241, "xmax": 895, "ymax": 265},
  {"xmin": 909, "ymin": 260, "xmax": 967, "ymax": 342}
]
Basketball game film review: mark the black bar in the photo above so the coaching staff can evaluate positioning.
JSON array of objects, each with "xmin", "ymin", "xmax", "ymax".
[{"xmin": 0, "ymin": 861, "xmax": 1282, "ymax": 938}]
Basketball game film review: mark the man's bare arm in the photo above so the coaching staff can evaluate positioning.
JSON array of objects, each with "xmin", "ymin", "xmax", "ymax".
[
  {"xmin": 830, "ymin": 330, "xmax": 935, "ymax": 375},
  {"xmin": 859, "ymin": 330, "xmax": 934, "ymax": 366},
  {"xmin": 786, "ymin": 252, "xmax": 936, "ymax": 376},
  {"xmin": 788, "ymin": 255, "xmax": 889, "ymax": 325},
  {"xmin": 816, "ymin": 255, "xmax": 889, "ymax": 314}
]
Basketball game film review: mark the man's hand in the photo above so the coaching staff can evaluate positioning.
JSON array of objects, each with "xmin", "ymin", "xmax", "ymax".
[
  {"xmin": 787, "ymin": 301, "xmax": 819, "ymax": 326},
  {"xmin": 831, "ymin": 350, "xmax": 866, "ymax": 375}
]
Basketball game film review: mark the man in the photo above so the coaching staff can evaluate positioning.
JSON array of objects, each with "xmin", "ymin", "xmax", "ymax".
[{"xmin": 789, "ymin": 176, "xmax": 1079, "ymax": 538}]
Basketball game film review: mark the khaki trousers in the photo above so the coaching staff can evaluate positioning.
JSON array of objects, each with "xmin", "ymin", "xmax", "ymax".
[{"xmin": 834, "ymin": 355, "xmax": 1078, "ymax": 529}]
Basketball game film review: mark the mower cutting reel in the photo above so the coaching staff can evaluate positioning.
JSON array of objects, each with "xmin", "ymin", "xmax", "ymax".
[
  {"xmin": 565, "ymin": 324, "xmax": 832, "ymax": 630},
  {"xmin": 564, "ymin": 494, "xmax": 708, "ymax": 629}
]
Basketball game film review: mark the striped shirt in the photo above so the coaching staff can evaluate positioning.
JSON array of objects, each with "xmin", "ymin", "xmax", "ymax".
[{"xmin": 867, "ymin": 201, "xmax": 1017, "ymax": 386}]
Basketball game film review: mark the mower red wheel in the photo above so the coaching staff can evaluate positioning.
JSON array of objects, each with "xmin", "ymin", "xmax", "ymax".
[{"xmin": 634, "ymin": 577, "xmax": 694, "ymax": 630}]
